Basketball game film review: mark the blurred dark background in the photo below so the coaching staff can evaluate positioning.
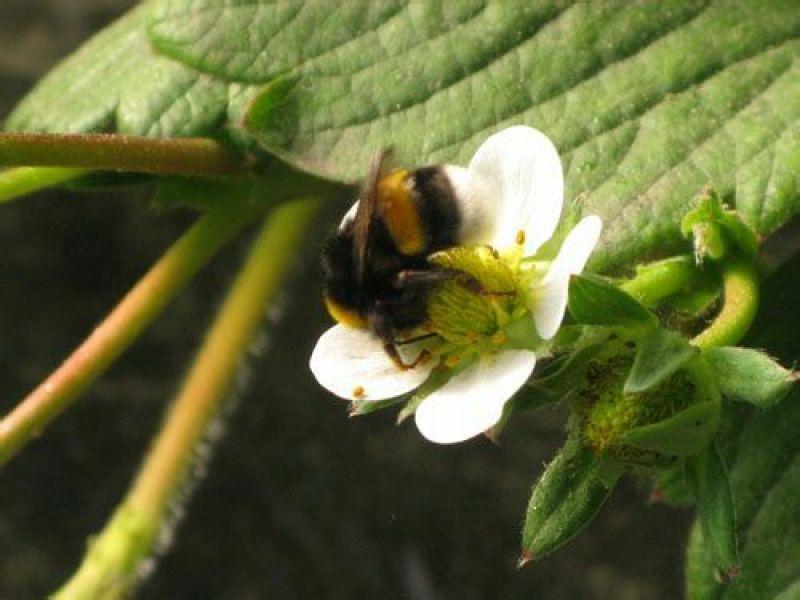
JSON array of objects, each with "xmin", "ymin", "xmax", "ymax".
[{"xmin": 0, "ymin": 2, "xmax": 692, "ymax": 598}]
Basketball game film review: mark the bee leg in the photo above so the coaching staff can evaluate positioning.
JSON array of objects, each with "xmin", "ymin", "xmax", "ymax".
[
  {"xmin": 383, "ymin": 340, "xmax": 431, "ymax": 371},
  {"xmin": 395, "ymin": 269, "xmax": 460, "ymax": 288},
  {"xmin": 394, "ymin": 268, "xmax": 485, "ymax": 292},
  {"xmin": 482, "ymin": 289, "xmax": 517, "ymax": 298},
  {"xmin": 395, "ymin": 332, "xmax": 438, "ymax": 345},
  {"xmin": 371, "ymin": 310, "xmax": 432, "ymax": 370},
  {"xmin": 395, "ymin": 269, "xmax": 515, "ymax": 298}
]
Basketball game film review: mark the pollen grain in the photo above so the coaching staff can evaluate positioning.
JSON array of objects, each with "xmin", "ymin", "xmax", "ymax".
[
  {"xmin": 445, "ymin": 354, "xmax": 461, "ymax": 368},
  {"xmin": 491, "ymin": 331, "xmax": 508, "ymax": 346}
]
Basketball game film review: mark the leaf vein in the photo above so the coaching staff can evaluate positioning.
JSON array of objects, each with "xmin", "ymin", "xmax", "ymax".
[{"xmin": 306, "ymin": 2, "xmax": 707, "ymax": 139}]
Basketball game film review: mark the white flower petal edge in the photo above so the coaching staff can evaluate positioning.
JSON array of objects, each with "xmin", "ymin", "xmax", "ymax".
[
  {"xmin": 532, "ymin": 215, "xmax": 603, "ymax": 340},
  {"xmin": 466, "ymin": 126, "xmax": 564, "ymax": 254},
  {"xmin": 310, "ymin": 325, "xmax": 436, "ymax": 401},
  {"xmin": 414, "ymin": 350, "xmax": 537, "ymax": 444}
]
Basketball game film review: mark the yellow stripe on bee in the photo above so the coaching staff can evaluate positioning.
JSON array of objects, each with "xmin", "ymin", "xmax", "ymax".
[
  {"xmin": 324, "ymin": 296, "xmax": 367, "ymax": 328},
  {"xmin": 377, "ymin": 169, "xmax": 426, "ymax": 255}
]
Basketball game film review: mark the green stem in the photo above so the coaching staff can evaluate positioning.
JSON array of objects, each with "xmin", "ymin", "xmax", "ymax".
[
  {"xmin": 53, "ymin": 197, "xmax": 321, "ymax": 600},
  {"xmin": 692, "ymin": 257, "xmax": 759, "ymax": 349},
  {"xmin": 0, "ymin": 205, "xmax": 256, "ymax": 466},
  {"xmin": 0, "ymin": 166, "xmax": 87, "ymax": 203},
  {"xmin": 0, "ymin": 132, "xmax": 252, "ymax": 176},
  {"xmin": 620, "ymin": 255, "xmax": 700, "ymax": 307}
]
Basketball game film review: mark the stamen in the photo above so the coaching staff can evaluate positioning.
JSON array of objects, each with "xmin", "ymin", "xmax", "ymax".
[
  {"xmin": 352, "ymin": 385, "xmax": 366, "ymax": 399},
  {"xmin": 445, "ymin": 354, "xmax": 461, "ymax": 368},
  {"xmin": 516, "ymin": 230, "xmax": 526, "ymax": 245},
  {"xmin": 491, "ymin": 331, "xmax": 508, "ymax": 346}
]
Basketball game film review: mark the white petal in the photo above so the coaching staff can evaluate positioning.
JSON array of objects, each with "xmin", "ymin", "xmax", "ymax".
[
  {"xmin": 467, "ymin": 126, "xmax": 564, "ymax": 254},
  {"xmin": 414, "ymin": 350, "xmax": 536, "ymax": 444},
  {"xmin": 532, "ymin": 215, "xmax": 603, "ymax": 339},
  {"xmin": 309, "ymin": 325, "xmax": 435, "ymax": 401},
  {"xmin": 545, "ymin": 215, "xmax": 603, "ymax": 279},
  {"xmin": 531, "ymin": 276, "xmax": 570, "ymax": 341}
]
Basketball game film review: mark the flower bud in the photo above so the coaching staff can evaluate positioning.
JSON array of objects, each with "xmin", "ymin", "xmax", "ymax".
[{"xmin": 573, "ymin": 337, "xmax": 720, "ymax": 468}]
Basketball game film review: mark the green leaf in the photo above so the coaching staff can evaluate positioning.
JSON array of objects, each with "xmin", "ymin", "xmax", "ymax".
[
  {"xmin": 685, "ymin": 443, "xmax": 738, "ymax": 575},
  {"xmin": 688, "ymin": 390, "xmax": 800, "ymax": 599},
  {"xmin": 704, "ymin": 346, "xmax": 795, "ymax": 409},
  {"xmin": 520, "ymin": 434, "xmax": 617, "ymax": 562},
  {"xmin": 622, "ymin": 400, "xmax": 720, "ymax": 458},
  {"xmin": 149, "ymin": 0, "xmax": 409, "ymax": 84},
  {"xmin": 173, "ymin": 0, "xmax": 800, "ymax": 270},
  {"xmin": 624, "ymin": 329, "xmax": 697, "ymax": 393},
  {"xmin": 5, "ymin": 2, "xmax": 229, "ymax": 138},
  {"xmin": 568, "ymin": 274, "xmax": 656, "ymax": 328},
  {"xmin": 686, "ymin": 252, "xmax": 800, "ymax": 598},
  {"xmin": 6, "ymin": 1, "xmax": 800, "ymax": 272}
]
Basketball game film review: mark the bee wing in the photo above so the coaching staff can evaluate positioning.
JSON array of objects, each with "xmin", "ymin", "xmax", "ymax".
[{"xmin": 352, "ymin": 148, "xmax": 392, "ymax": 282}]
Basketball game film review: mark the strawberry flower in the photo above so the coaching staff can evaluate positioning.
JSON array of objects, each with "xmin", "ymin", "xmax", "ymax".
[{"xmin": 310, "ymin": 126, "xmax": 602, "ymax": 444}]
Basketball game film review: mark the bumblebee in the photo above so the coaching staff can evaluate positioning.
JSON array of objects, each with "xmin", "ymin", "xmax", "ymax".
[{"xmin": 322, "ymin": 151, "xmax": 479, "ymax": 368}]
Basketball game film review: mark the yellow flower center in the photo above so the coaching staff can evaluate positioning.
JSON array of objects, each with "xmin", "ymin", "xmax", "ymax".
[{"xmin": 426, "ymin": 246, "xmax": 521, "ymax": 346}]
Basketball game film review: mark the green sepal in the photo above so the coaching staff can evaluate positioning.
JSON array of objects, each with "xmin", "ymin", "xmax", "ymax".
[
  {"xmin": 702, "ymin": 225, "xmax": 726, "ymax": 261},
  {"xmin": 718, "ymin": 209, "xmax": 760, "ymax": 259},
  {"xmin": 349, "ymin": 396, "xmax": 404, "ymax": 417},
  {"xmin": 396, "ymin": 367, "xmax": 452, "ymax": 424},
  {"xmin": 594, "ymin": 453, "xmax": 627, "ymax": 489},
  {"xmin": 488, "ymin": 384, "xmax": 559, "ymax": 442},
  {"xmin": 624, "ymin": 328, "xmax": 697, "ymax": 393},
  {"xmin": 568, "ymin": 274, "xmax": 657, "ymax": 329},
  {"xmin": 518, "ymin": 343, "xmax": 604, "ymax": 406},
  {"xmin": 681, "ymin": 188, "xmax": 759, "ymax": 261},
  {"xmin": 622, "ymin": 400, "xmax": 720, "ymax": 457},
  {"xmin": 492, "ymin": 336, "xmax": 608, "ymax": 439},
  {"xmin": 651, "ymin": 466, "xmax": 694, "ymax": 507},
  {"xmin": 504, "ymin": 326, "xmax": 614, "ymax": 416},
  {"xmin": 667, "ymin": 284, "xmax": 720, "ymax": 316},
  {"xmin": 681, "ymin": 188, "xmax": 726, "ymax": 262},
  {"xmin": 704, "ymin": 346, "xmax": 795, "ymax": 409},
  {"xmin": 520, "ymin": 435, "xmax": 618, "ymax": 563},
  {"xmin": 685, "ymin": 443, "xmax": 739, "ymax": 575}
]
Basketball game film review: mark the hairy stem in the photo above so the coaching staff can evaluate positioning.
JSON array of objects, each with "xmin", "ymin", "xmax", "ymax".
[
  {"xmin": 129, "ymin": 197, "xmax": 319, "ymax": 513},
  {"xmin": 0, "ymin": 205, "xmax": 256, "ymax": 466},
  {"xmin": 53, "ymin": 197, "xmax": 320, "ymax": 600},
  {"xmin": 0, "ymin": 132, "xmax": 252, "ymax": 176},
  {"xmin": 0, "ymin": 166, "xmax": 87, "ymax": 203},
  {"xmin": 692, "ymin": 257, "xmax": 759, "ymax": 349}
]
